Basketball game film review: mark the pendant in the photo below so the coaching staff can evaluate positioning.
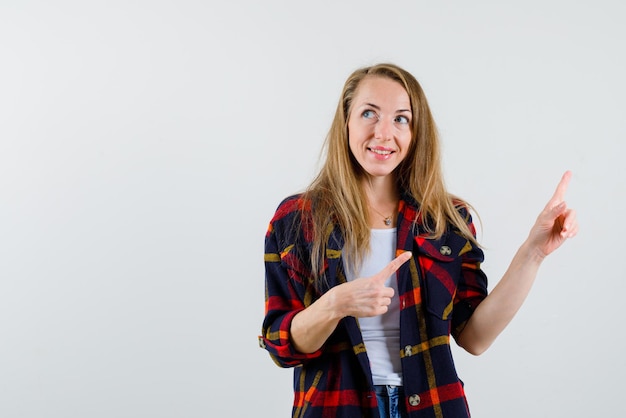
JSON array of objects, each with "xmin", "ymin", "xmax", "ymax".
[{"xmin": 384, "ymin": 217, "xmax": 392, "ymax": 226}]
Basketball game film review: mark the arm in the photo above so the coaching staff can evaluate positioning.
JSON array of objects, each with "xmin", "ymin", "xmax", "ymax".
[
  {"xmin": 290, "ymin": 251, "xmax": 412, "ymax": 353},
  {"xmin": 260, "ymin": 202, "xmax": 412, "ymax": 362},
  {"xmin": 457, "ymin": 171, "xmax": 578, "ymax": 355}
]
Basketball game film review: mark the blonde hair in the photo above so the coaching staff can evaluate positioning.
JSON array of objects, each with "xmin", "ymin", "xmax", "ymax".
[{"xmin": 303, "ymin": 63, "xmax": 478, "ymax": 286}]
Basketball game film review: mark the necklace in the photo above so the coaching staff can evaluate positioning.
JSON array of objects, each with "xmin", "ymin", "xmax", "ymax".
[{"xmin": 369, "ymin": 205, "xmax": 393, "ymax": 226}]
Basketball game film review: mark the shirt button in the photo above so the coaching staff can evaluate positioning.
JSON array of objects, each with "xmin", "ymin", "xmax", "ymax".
[
  {"xmin": 404, "ymin": 345, "xmax": 412, "ymax": 357},
  {"xmin": 409, "ymin": 394, "xmax": 421, "ymax": 406},
  {"xmin": 439, "ymin": 245, "xmax": 452, "ymax": 256},
  {"xmin": 258, "ymin": 336, "xmax": 266, "ymax": 349}
]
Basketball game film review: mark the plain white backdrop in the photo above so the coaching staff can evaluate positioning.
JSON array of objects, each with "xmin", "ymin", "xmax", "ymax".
[{"xmin": 1, "ymin": 1, "xmax": 624, "ymax": 417}]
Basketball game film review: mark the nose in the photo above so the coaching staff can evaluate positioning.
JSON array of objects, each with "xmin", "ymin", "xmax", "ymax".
[{"xmin": 374, "ymin": 117, "xmax": 393, "ymax": 141}]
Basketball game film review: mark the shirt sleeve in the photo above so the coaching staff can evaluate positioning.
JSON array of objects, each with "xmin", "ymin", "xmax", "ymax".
[
  {"xmin": 450, "ymin": 210, "xmax": 489, "ymax": 340},
  {"xmin": 259, "ymin": 203, "xmax": 324, "ymax": 368}
]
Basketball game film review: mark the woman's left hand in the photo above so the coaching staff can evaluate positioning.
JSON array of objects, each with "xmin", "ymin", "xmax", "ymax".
[
  {"xmin": 527, "ymin": 170, "xmax": 579, "ymax": 258},
  {"xmin": 458, "ymin": 170, "xmax": 579, "ymax": 355}
]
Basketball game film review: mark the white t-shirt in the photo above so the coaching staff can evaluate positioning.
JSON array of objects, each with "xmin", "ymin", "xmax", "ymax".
[{"xmin": 344, "ymin": 228, "xmax": 402, "ymax": 386}]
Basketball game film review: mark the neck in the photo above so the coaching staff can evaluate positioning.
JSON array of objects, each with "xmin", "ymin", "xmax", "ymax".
[
  {"xmin": 363, "ymin": 176, "xmax": 398, "ymax": 206},
  {"xmin": 363, "ymin": 176, "xmax": 399, "ymax": 228}
]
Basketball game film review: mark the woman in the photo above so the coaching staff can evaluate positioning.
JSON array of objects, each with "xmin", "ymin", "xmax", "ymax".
[{"xmin": 259, "ymin": 63, "xmax": 577, "ymax": 418}]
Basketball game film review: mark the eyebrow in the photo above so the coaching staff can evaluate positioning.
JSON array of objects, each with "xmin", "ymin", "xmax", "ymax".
[{"xmin": 364, "ymin": 103, "xmax": 411, "ymax": 113}]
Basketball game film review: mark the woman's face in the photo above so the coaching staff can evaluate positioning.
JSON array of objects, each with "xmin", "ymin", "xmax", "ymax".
[{"xmin": 347, "ymin": 76, "xmax": 413, "ymax": 181}]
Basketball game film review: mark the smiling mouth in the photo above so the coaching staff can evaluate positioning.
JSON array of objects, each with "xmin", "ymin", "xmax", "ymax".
[{"xmin": 369, "ymin": 148, "xmax": 393, "ymax": 155}]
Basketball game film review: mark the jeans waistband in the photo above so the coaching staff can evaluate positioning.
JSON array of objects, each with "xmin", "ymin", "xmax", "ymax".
[{"xmin": 374, "ymin": 385, "xmax": 404, "ymax": 397}]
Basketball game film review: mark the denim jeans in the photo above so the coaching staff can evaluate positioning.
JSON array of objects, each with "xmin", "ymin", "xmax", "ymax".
[{"xmin": 374, "ymin": 385, "xmax": 408, "ymax": 418}]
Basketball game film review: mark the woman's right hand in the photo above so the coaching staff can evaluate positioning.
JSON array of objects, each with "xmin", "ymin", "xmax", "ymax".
[
  {"xmin": 289, "ymin": 251, "xmax": 412, "ymax": 353},
  {"xmin": 329, "ymin": 251, "xmax": 413, "ymax": 318}
]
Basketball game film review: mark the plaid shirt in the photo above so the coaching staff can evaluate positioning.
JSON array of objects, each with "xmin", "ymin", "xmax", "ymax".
[{"xmin": 260, "ymin": 192, "xmax": 488, "ymax": 418}]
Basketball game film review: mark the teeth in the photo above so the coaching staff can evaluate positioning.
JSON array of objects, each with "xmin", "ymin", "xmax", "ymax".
[{"xmin": 371, "ymin": 149, "xmax": 392, "ymax": 155}]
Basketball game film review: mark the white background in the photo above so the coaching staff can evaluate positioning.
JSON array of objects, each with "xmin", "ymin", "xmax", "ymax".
[{"xmin": 1, "ymin": 1, "xmax": 624, "ymax": 417}]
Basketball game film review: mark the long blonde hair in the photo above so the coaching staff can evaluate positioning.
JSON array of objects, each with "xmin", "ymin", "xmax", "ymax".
[{"xmin": 303, "ymin": 63, "xmax": 478, "ymax": 286}]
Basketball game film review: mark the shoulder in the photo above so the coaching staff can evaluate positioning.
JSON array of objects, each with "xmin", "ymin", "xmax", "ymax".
[
  {"xmin": 451, "ymin": 198, "xmax": 472, "ymax": 221},
  {"xmin": 267, "ymin": 193, "xmax": 314, "ymax": 240},
  {"xmin": 266, "ymin": 194, "xmax": 316, "ymax": 252},
  {"xmin": 450, "ymin": 198, "xmax": 480, "ymax": 242},
  {"xmin": 400, "ymin": 191, "xmax": 477, "ymax": 237},
  {"xmin": 270, "ymin": 193, "xmax": 309, "ymax": 224}
]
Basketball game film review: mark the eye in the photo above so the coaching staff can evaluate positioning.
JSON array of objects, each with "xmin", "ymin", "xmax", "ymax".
[
  {"xmin": 395, "ymin": 115, "xmax": 410, "ymax": 124},
  {"xmin": 362, "ymin": 109, "xmax": 377, "ymax": 119}
]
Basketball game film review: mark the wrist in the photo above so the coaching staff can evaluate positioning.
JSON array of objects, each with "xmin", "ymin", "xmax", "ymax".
[
  {"xmin": 519, "ymin": 239, "xmax": 547, "ymax": 264},
  {"xmin": 322, "ymin": 286, "xmax": 347, "ymax": 322}
]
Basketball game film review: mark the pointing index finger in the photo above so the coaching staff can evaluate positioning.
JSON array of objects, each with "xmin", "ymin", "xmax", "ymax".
[
  {"xmin": 374, "ymin": 251, "xmax": 412, "ymax": 282},
  {"xmin": 548, "ymin": 170, "xmax": 572, "ymax": 207}
]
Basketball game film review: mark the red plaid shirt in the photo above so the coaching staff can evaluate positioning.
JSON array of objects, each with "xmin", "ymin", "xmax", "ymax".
[{"xmin": 260, "ymin": 192, "xmax": 488, "ymax": 417}]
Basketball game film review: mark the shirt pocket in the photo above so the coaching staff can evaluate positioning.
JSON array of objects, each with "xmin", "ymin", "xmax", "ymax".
[{"xmin": 413, "ymin": 234, "xmax": 466, "ymax": 321}]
